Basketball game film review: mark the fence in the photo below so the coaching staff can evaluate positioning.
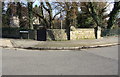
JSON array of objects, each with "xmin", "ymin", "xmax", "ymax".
[
  {"xmin": 1, "ymin": 28, "xmax": 40, "ymax": 40},
  {"xmin": 2, "ymin": 27, "xmax": 20, "ymax": 38},
  {"xmin": 101, "ymin": 28, "xmax": 120, "ymax": 37}
]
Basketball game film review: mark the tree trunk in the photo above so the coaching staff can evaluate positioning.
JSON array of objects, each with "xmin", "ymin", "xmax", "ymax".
[
  {"xmin": 88, "ymin": 2, "xmax": 102, "ymax": 27},
  {"xmin": 66, "ymin": 17, "xmax": 70, "ymax": 40},
  {"xmin": 28, "ymin": 2, "xmax": 33, "ymax": 29}
]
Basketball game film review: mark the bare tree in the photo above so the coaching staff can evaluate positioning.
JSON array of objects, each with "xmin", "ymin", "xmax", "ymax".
[
  {"xmin": 32, "ymin": 2, "xmax": 65, "ymax": 29},
  {"xmin": 107, "ymin": 1, "xmax": 120, "ymax": 29},
  {"xmin": 55, "ymin": 2, "xmax": 79, "ymax": 40},
  {"xmin": 80, "ymin": 2, "xmax": 107, "ymax": 28},
  {"xmin": 28, "ymin": 2, "xmax": 33, "ymax": 29}
]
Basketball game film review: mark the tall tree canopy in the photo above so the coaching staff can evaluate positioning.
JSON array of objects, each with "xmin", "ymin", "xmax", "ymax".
[
  {"xmin": 107, "ymin": 1, "xmax": 120, "ymax": 29},
  {"xmin": 80, "ymin": 2, "xmax": 107, "ymax": 28}
]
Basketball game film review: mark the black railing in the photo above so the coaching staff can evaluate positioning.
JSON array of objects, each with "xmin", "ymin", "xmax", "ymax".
[{"xmin": 101, "ymin": 28, "xmax": 120, "ymax": 37}]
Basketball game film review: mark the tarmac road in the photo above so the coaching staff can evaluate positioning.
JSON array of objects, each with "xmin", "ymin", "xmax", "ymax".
[{"xmin": 2, "ymin": 45, "xmax": 118, "ymax": 75}]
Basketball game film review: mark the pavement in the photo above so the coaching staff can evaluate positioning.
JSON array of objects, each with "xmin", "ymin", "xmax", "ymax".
[{"xmin": 0, "ymin": 36, "xmax": 119, "ymax": 50}]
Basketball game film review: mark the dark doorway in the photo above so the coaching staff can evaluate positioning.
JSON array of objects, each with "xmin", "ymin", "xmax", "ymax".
[{"xmin": 37, "ymin": 28, "xmax": 46, "ymax": 41}]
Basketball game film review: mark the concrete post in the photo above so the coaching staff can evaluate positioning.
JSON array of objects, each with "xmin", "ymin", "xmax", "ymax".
[{"xmin": 97, "ymin": 26, "xmax": 101, "ymax": 39}]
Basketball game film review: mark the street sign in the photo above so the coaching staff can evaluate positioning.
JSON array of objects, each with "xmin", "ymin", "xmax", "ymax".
[{"xmin": 59, "ymin": 14, "xmax": 64, "ymax": 20}]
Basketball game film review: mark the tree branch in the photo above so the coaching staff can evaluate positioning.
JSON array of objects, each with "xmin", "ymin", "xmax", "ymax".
[{"xmin": 52, "ymin": 10, "xmax": 65, "ymax": 20}]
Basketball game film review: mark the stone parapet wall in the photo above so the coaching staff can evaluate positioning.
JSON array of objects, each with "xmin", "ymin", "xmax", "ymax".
[
  {"xmin": 47, "ymin": 28, "xmax": 97, "ymax": 41},
  {"xmin": 47, "ymin": 29, "xmax": 67, "ymax": 41},
  {"xmin": 70, "ymin": 28, "xmax": 96, "ymax": 40}
]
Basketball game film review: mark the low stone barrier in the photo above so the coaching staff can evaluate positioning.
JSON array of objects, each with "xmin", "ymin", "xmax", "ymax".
[
  {"xmin": 47, "ymin": 29, "xmax": 67, "ymax": 41},
  {"xmin": 46, "ymin": 28, "xmax": 98, "ymax": 40},
  {"xmin": 70, "ymin": 28, "xmax": 96, "ymax": 40}
]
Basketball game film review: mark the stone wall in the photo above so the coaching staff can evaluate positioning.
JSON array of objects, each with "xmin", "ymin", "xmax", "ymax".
[
  {"xmin": 46, "ymin": 28, "xmax": 98, "ymax": 41},
  {"xmin": 47, "ymin": 29, "xmax": 67, "ymax": 41},
  {"xmin": 70, "ymin": 28, "xmax": 96, "ymax": 40}
]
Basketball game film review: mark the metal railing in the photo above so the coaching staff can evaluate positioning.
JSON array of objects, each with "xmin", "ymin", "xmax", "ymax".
[{"xmin": 101, "ymin": 28, "xmax": 120, "ymax": 37}]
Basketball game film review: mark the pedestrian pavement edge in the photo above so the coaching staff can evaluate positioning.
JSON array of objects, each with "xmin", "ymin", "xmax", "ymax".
[
  {"xmin": 0, "ymin": 37, "xmax": 119, "ymax": 50},
  {"xmin": 19, "ymin": 43, "xmax": 119, "ymax": 50}
]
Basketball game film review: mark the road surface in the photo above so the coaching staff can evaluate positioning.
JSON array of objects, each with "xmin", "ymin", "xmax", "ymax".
[{"xmin": 2, "ymin": 45, "xmax": 118, "ymax": 75}]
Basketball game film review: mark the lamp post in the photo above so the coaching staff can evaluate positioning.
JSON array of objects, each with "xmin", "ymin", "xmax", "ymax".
[{"xmin": 60, "ymin": 10, "xmax": 63, "ymax": 41}]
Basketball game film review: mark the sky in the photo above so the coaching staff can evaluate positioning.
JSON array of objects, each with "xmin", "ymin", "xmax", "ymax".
[
  {"xmin": 32, "ymin": 0, "xmax": 114, "ymax": 14},
  {"xmin": 106, "ymin": 2, "xmax": 114, "ymax": 14},
  {"xmin": 3, "ymin": 0, "xmax": 115, "ymax": 16},
  {"xmin": 33, "ymin": 0, "xmax": 40, "ymax": 7}
]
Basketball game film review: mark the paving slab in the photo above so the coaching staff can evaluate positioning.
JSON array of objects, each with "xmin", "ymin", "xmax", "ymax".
[{"xmin": 0, "ymin": 36, "xmax": 119, "ymax": 50}]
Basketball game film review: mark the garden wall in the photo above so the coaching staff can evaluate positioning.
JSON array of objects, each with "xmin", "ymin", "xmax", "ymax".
[
  {"xmin": 70, "ymin": 28, "xmax": 96, "ymax": 40},
  {"xmin": 46, "ymin": 28, "xmax": 98, "ymax": 41},
  {"xmin": 46, "ymin": 29, "xmax": 67, "ymax": 41}
]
